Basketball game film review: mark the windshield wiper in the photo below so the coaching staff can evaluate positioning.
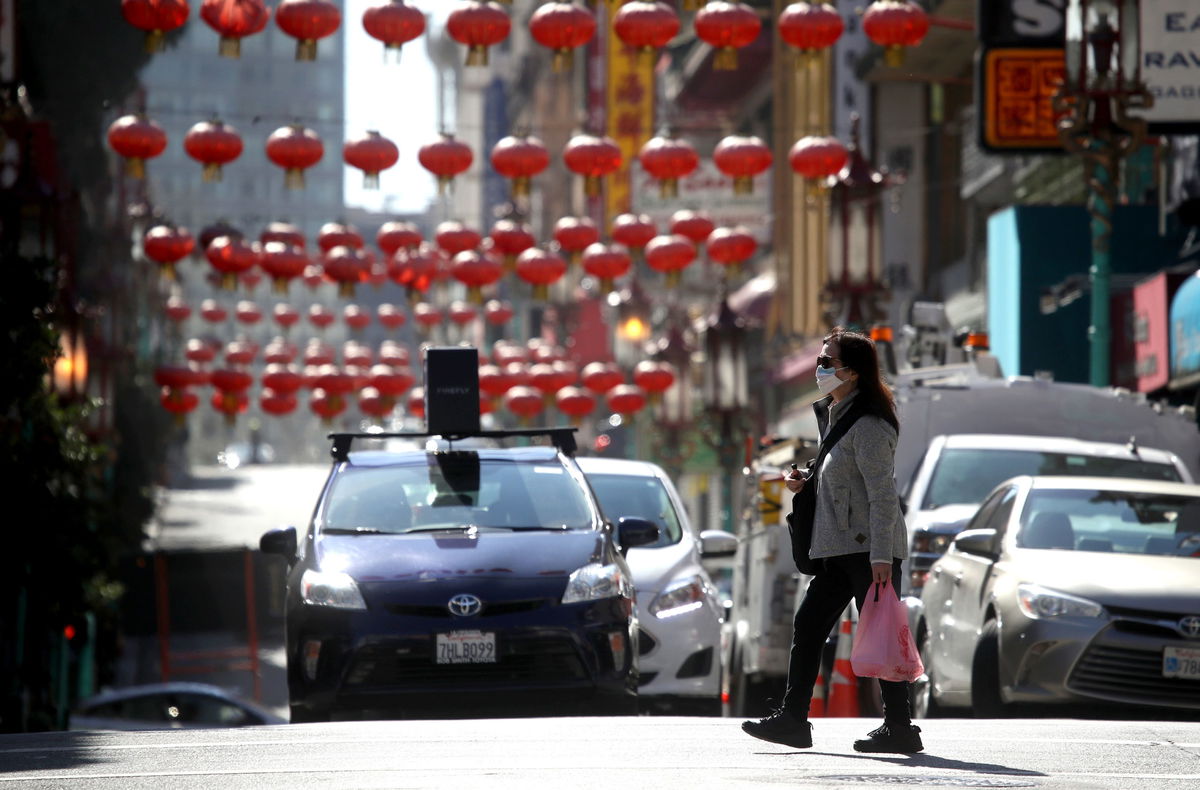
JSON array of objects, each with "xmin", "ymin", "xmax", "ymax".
[
  {"xmin": 403, "ymin": 525, "xmax": 483, "ymax": 534},
  {"xmin": 322, "ymin": 527, "xmax": 390, "ymax": 535}
]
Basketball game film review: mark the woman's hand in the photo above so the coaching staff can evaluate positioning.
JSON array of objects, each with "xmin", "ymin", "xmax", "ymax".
[
  {"xmin": 785, "ymin": 466, "xmax": 805, "ymax": 493},
  {"xmin": 871, "ymin": 561, "xmax": 892, "ymax": 585}
]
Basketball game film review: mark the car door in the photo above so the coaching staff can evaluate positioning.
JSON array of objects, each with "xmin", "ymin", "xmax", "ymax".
[{"xmin": 944, "ymin": 485, "xmax": 1016, "ymax": 686}]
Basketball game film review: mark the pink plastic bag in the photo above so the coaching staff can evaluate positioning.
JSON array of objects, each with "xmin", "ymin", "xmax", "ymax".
[{"xmin": 851, "ymin": 580, "xmax": 925, "ymax": 682}]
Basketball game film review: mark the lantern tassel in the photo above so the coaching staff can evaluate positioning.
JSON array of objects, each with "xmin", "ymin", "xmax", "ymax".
[
  {"xmin": 584, "ymin": 175, "xmax": 601, "ymax": 198},
  {"xmin": 666, "ymin": 271, "xmax": 681, "ymax": 289},
  {"xmin": 363, "ymin": 172, "xmax": 380, "ymax": 190},
  {"xmin": 295, "ymin": 39, "xmax": 318, "ymax": 61},
  {"xmin": 125, "ymin": 157, "xmax": 146, "ymax": 179},
  {"xmin": 733, "ymin": 175, "xmax": 753, "ymax": 195},
  {"xmin": 884, "ymin": 45, "xmax": 905, "ymax": 68},
  {"xmin": 284, "ymin": 168, "xmax": 305, "ymax": 190},
  {"xmin": 714, "ymin": 47, "xmax": 738, "ymax": 71},
  {"xmin": 339, "ymin": 282, "xmax": 356, "ymax": 299},
  {"xmin": 273, "ymin": 278, "xmax": 289, "ymax": 295},
  {"xmin": 659, "ymin": 178, "xmax": 678, "ymax": 200},
  {"xmin": 202, "ymin": 162, "xmax": 222, "ymax": 182},
  {"xmin": 219, "ymin": 36, "xmax": 241, "ymax": 58},
  {"xmin": 161, "ymin": 263, "xmax": 177, "ymax": 281},
  {"xmin": 469, "ymin": 286, "xmax": 484, "ymax": 305},
  {"xmin": 532, "ymin": 284, "xmax": 549, "ymax": 301},
  {"xmin": 465, "ymin": 44, "xmax": 489, "ymax": 67},
  {"xmin": 552, "ymin": 49, "xmax": 572, "ymax": 72},
  {"xmin": 145, "ymin": 29, "xmax": 165, "ymax": 54},
  {"xmin": 512, "ymin": 176, "xmax": 530, "ymax": 199}
]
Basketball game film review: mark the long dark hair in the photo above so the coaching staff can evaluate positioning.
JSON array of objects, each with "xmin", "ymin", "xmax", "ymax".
[{"xmin": 825, "ymin": 326, "xmax": 898, "ymax": 433}]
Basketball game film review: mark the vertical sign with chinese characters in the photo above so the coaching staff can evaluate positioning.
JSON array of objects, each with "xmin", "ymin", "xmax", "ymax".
[
  {"xmin": 1138, "ymin": 1, "xmax": 1200, "ymax": 133},
  {"xmin": 606, "ymin": 36, "xmax": 654, "ymax": 223},
  {"xmin": 982, "ymin": 48, "xmax": 1066, "ymax": 150}
]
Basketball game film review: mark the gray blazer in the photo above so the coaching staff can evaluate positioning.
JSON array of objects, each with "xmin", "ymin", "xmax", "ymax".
[{"xmin": 808, "ymin": 391, "xmax": 909, "ymax": 565}]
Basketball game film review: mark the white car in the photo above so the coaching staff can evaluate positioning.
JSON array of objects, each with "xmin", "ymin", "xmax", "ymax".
[{"xmin": 577, "ymin": 457, "xmax": 736, "ymax": 715}]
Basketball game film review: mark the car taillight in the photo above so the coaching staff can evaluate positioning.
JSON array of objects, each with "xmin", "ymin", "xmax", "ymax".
[{"xmin": 909, "ymin": 570, "xmax": 930, "ymax": 589}]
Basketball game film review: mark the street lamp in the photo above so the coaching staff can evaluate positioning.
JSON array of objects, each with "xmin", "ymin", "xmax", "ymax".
[
  {"xmin": 52, "ymin": 323, "xmax": 89, "ymax": 402},
  {"xmin": 651, "ymin": 324, "xmax": 694, "ymax": 481},
  {"xmin": 1054, "ymin": 0, "xmax": 1151, "ymax": 386},
  {"xmin": 702, "ymin": 297, "xmax": 749, "ymax": 533}
]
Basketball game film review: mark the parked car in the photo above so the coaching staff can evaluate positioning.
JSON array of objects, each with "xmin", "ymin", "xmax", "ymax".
[
  {"xmin": 900, "ymin": 434, "xmax": 1191, "ymax": 595},
  {"xmin": 577, "ymin": 457, "xmax": 737, "ymax": 715},
  {"xmin": 69, "ymin": 682, "xmax": 286, "ymax": 730},
  {"xmin": 912, "ymin": 475, "xmax": 1200, "ymax": 718},
  {"xmin": 260, "ymin": 429, "xmax": 659, "ymax": 722}
]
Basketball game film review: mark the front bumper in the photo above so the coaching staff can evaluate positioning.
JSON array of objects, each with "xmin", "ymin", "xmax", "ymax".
[{"xmin": 635, "ymin": 601, "xmax": 722, "ymax": 700}]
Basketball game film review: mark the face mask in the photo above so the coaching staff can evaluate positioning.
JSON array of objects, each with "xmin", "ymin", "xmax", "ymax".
[{"xmin": 816, "ymin": 366, "xmax": 846, "ymax": 395}]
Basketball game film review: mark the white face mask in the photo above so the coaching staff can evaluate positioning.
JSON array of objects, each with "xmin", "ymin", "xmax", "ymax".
[{"xmin": 816, "ymin": 365, "xmax": 847, "ymax": 395}]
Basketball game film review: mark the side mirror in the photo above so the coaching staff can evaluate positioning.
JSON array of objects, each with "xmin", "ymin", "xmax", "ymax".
[
  {"xmin": 699, "ymin": 529, "xmax": 738, "ymax": 559},
  {"xmin": 952, "ymin": 528, "xmax": 998, "ymax": 559},
  {"xmin": 616, "ymin": 517, "xmax": 659, "ymax": 555},
  {"xmin": 260, "ymin": 527, "xmax": 297, "ymax": 562}
]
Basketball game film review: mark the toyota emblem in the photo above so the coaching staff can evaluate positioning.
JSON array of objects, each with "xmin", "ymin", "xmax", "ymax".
[
  {"xmin": 447, "ymin": 593, "xmax": 482, "ymax": 617},
  {"xmin": 1180, "ymin": 616, "xmax": 1200, "ymax": 639}
]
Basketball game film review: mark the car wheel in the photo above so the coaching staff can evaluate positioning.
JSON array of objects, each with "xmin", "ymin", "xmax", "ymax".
[
  {"xmin": 289, "ymin": 704, "xmax": 330, "ymax": 724},
  {"xmin": 910, "ymin": 627, "xmax": 939, "ymax": 719},
  {"xmin": 971, "ymin": 619, "xmax": 1007, "ymax": 718}
]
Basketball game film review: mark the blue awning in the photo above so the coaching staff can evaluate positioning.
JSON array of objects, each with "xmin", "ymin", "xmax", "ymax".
[{"xmin": 1169, "ymin": 269, "xmax": 1200, "ymax": 387}]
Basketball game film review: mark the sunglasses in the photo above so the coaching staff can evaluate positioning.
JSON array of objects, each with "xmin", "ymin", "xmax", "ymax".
[{"xmin": 817, "ymin": 355, "xmax": 840, "ymax": 368}]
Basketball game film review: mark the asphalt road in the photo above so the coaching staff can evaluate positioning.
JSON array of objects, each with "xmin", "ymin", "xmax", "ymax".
[{"xmin": 1, "ymin": 716, "xmax": 1198, "ymax": 789}]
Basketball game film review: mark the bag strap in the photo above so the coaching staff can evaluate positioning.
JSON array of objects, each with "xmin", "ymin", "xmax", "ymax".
[{"xmin": 810, "ymin": 399, "xmax": 865, "ymax": 480}]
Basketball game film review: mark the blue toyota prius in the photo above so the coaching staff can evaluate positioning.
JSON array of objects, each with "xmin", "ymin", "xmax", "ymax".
[{"xmin": 260, "ymin": 428, "xmax": 658, "ymax": 722}]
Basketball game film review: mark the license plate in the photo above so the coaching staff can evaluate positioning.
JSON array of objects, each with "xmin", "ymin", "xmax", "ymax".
[
  {"xmin": 1163, "ymin": 646, "xmax": 1200, "ymax": 679},
  {"xmin": 436, "ymin": 630, "xmax": 496, "ymax": 664}
]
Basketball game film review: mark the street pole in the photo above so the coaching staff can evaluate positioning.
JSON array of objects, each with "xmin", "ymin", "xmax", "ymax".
[{"xmin": 1086, "ymin": 151, "xmax": 1116, "ymax": 386}]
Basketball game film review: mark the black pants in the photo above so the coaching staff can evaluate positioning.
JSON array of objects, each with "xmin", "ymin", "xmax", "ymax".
[{"xmin": 781, "ymin": 553, "xmax": 911, "ymax": 725}]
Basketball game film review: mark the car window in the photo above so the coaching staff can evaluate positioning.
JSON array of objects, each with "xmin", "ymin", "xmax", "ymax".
[
  {"xmin": 963, "ymin": 486, "xmax": 1006, "ymax": 533},
  {"xmin": 1017, "ymin": 489, "xmax": 1200, "ymax": 556},
  {"xmin": 922, "ymin": 448, "xmax": 1181, "ymax": 508},
  {"xmin": 323, "ymin": 455, "xmax": 595, "ymax": 533},
  {"xmin": 587, "ymin": 474, "xmax": 684, "ymax": 547},
  {"xmin": 175, "ymin": 693, "xmax": 256, "ymax": 726}
]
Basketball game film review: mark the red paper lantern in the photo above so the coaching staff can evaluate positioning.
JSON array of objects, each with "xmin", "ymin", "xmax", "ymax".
[
  {"xmin": 406, "ymin": 387, "xmax": 426, "ymax": 419},
  {"xmin": 266, "ymin": 124, "xmax": 324, "ymax": 189},
  {"xmin": 205, "ymin": 235, "xmax": 259, "ymax": 290},
  {"xmin": 314, "ymin": 365, "xmax": 356, "ymax": 397},
  {"xmin": 376, "ymin": 303, "xmax": 406, "ymax": 330},
  {"xmin": 436, "ymin": 221, "xmax": 483, "ymax": 256},
  {"xmin": 607, "ymin": 384, "xmax": 647, "ymax": 415},
  {"xmin": 184, "ymin": 338, "xmax": 215, "ymax": 364},
  {"xmin": 633, "ymin": 360, "xmax": 675, "ymax": 396},
  {"xmin": 638, "ymin": 135, "xmax": 699, "ymax": 199},
  {"xmin": 484, "ymin": 299, "xmax": 514, "ymax": 326},
  {"xmin": 515, "ymin": 247, "xmax": 567, "ymax": 301},
  {"xmin": 379, "ymin": 341, "xmax": 410, "ymax": 367},
  {"xmin": 362, "ymin": 0, "xmax": 426, "ymax": 58},
  {"xmin": 706, "ymin": 225, "xmax": 758, "ymax": 274},
  {"xmin": 370, "ymin": 364, "xmax": 414, "ymax": 397},
  {"xmin": 240, "ymin": 269, "xmax": 264, "ymax": 291},
  {"xmin": 261, "ymin": 363, "xmax": 303, "ymax": 393},
  {"xmin": 390, "ymin": 243, "xmax": 440, "ymax": 298},
  {"xmin": 308, "ymin": 304, "xmax": 336, "ymax": 331},
  {"xmin": 779, "ymin": 2, "xmax": 845, "ymax": 63},
  {"xmin": 344, "ymin": 130, "xmax": 399, "ymax": 189},
  {"xmin": 376, "ymin": 221, "xmax": 422, "ymax": 256},
  {"xmin": 302, "ymin": 263, "xmax": 325, "ymax": 290},
  {"xmin": 260, "ymin": 388, "xmax": 298, "ymax": 417},
  {"xmin": 447, "ymin": 0, "xmax": 511, "ymax": 66},
  {"xmin": 154, "ymin": 365, "xmax": 202, "ymax": 391},
  {"xmin": 212, "ymin": 388, "xmax": 250, "ymax": 423},
  {"xmin": 200, "ymin": 0, "xmax": 270, "ymax": 57},
  {"xmin": 451, "ymin": 250, "xmax": 503, "ymax": 303},
  {"xmin": 211, "ymin": 367, "xmax": 253, "ymax": 393},
  {"xmin": 121, "ymin": 0, "xmax": 190, "ymax": 53},
  {"xmin": 323, "ymin": 245, "xmax": 370, "ymax": 297},
  {"xmin": 304, "ymin": 340, "xmax": 336, "ymax": 366},
  {"xmin": 310, "ymin": 387, "xmax": 347, "ymax": 423},
  {"xmin": 553, "ymin": 216, "xmax": 600, "ymax": 264},
  {"xmin": 529, "ymin": 2, "xmax": 596, "ymax": 71},
  {"xmin": 478, "ymin": 364, "xmax": 513, "ymax": 399},
  {"xmin": 581, "ymin": 242, "xmax": 632, "ymax": 293},
  {"xmin": 644, "ymin": 234, "xmax": 697, "ymax": 287},
  {"xmin": 269, "ymin": 304, "xmax": 299, "ymax": 332},
  {"xmin": 224, "ymin": 340, "xmax": 258, "ymax": 366},
  {"xmin": 488, "ymin": 220, "xmax": 536, "ymax": 272},
  {"xmin": 419, "ymin": 133, "xmax": 474, "ymax": 194},
  {"xmin": 200, "ymin": 298, "xmax": 228, "ymax": 324},
  {"xmin": 165, "ymin": 297, "xmax": 192, "ymax": 323},
  {"xmin": 713, "ymin": 135, "xmax": 772, "ymax": 195},
  {"xmin": 264, "ymin": 339, "xmax": 299, "ymax": 365},
  {"xmin": 613, "ymin": 1, "xmax": 680, "ymax": 62},
  {"xmin": 344, "ymin": 304, "xmax": 372, "ymax": 331},
  {"xmin": 258, "ymin": 241, "xmax": 308, "ymax": 294},
  {"xmin": 529, "ymin": 362, "xmax": 563, "ymax": 398},
  {"xmin": 199, "ymin": 220, "xmax": 243, "ymax": 253},
  {"xmin": 581, "ymin": 361, "xmax": 624, "ymax": 395},
  {"xmin": 669, "ymin": 210, "xmax": 715, "ymax": 247},
  {"xmin": 563, "ymin": 134, "xmax": 622, "ymax": 198},
  {"xmin": 611, "ymin": 213, "xmax": 657, "ymax": 252},
  {"xmin": 183, "ymin": 118, "xmax": 242, "ymax": 182},
  {"xmin": 504, "ymin": 386, "xmax": 544, "ymax": 422},
  {"xmin": 493, "ymin": 340, "xmax": 529, "ymax": 366},
  {"xmin": 555, "ymin": 386, "xmax": 596, "ymax": 422},
  {"xmin": 447, "ymin": 300, "xmax": 477, "ymax": 326},
  {"xmin": 491, "ymin": 134, "xmax": 550, "ymax": 198},
  {"xmin": 413, "ymin": 302, "xmax": 443, "ymax": 330},
  {"xmin": 343, "ymin": 341, "xmax": 374, "ymax": 368},
  {"xmin": 275, "ymin": 0, "xmax": 341, "ymax": 60},
  {"xmin": 318, "ymin": 222, "xmax": 364, "ymax": 252},
  {"xmin": 862, "ymin": 0, "xmax": 929, "ymax": 67},
  {"xmin": 143, "ymin": 224, "xmax": 195, "ymax": 279},
  {"xmin": 160, "ymin": 386, "xmax": 199, "ymax": 422},
  {"xmin": 355, "ymin": 387, "xmax": 389, "ymax": 420},
  {"xmin": 107, "ymin": 114, "xmax": 167, "ymax": 179},
  {"xmin": 503, "ymin": 361, "xmax": 532, "ymax": 387},
  {"xmin": 788, "ymin": 135, "xmax": 848, "ymax": 182},
  {"xmin": 260, "ymin": 221, "xmax": 306, "ymax": 249},
  {"xmin": 235, "ymin": 300, "xmax": 263, "ymax": 325},
  {"xmin": 694, "ymin": 1, "xmax": 762, "ymax": 70}
]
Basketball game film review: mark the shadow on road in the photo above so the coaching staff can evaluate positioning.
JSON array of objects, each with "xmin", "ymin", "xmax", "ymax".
[
  {"xmin": 0, "ymin": 731, "xmax": 114, "ymax": 775},
  {"xmin": 758, "ymin": 750, "xmax": 1047, "ymax": 778}
]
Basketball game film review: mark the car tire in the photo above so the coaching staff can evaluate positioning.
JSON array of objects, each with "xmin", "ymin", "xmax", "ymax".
[
  {"xmin": 910, "ymin": 626, "xmax": 939, "ymax": 719},
  {"xmin": 289, "ymin": 704, "xmax": 330, "ymax": 724},
  {"xmin": 971, "ymin": 619, "xmax": 1007, "ymax": 719}
]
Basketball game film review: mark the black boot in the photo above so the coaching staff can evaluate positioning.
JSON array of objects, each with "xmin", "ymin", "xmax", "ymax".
[
  {"xmin": 853, "ymin": 722, "xmax": 923, "ymax": 753},
  {"xmin": 741, "ymin": 708, "xmax": 813, "ymax": 749}
]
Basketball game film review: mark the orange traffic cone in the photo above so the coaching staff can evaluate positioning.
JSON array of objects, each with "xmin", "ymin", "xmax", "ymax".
[
  {"xmin": 809, "ymin": 664, "xmax": 827, "ymax": 717},
  {"xmin": 825, "ymin": 609, "xmax": 860, "ymax": 717}
]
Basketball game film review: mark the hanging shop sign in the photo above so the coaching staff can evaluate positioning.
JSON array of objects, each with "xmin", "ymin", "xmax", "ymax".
[{"xmin": 1138, "ymin": 1, "xmax": 1200, "ymax": 133}]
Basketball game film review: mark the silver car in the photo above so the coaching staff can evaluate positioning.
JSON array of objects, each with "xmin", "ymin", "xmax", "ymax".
[{"xmin": 914, "ymin": 476, "xmax": 1200, "ymax": 718}]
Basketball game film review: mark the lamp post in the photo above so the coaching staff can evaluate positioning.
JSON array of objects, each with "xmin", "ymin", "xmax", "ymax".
[
  {"xmin": 652, "ymin": 323, "xmax": 694, "ymax": 481},
  {"xmin": 1053, "ymin": 0, "xmax": 1151, "ymax": 387},
  {"xmin": 702, "ymin": 296, "xmax": 749, "ymax": 534}
]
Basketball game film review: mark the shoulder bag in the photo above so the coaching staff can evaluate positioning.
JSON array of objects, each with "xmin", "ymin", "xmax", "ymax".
[{"xmin": 785, "ymin": 401, "xmax": 864, "ymax": 575}]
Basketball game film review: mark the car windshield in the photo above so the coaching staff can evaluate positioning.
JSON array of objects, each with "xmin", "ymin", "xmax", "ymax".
[
  {"xmin": 1016, "ymin": 489, "xmax": 1200, "ymax": 557},
  {"xmin": 587, "ymin": 473, "xmax": 684, "ymax": 547},
  {"xmin": 321, "ymin": 454, "xmax": 596, "ymax": 533},
  {"xmin": 922, "ymin": 448, "xmax": 1182, "ymax": 508}
]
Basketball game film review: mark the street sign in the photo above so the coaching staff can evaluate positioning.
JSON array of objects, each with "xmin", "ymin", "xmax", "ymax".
[{"xmin": 979, "ymin": 48, "xmax": 1066, "ymax": 152}]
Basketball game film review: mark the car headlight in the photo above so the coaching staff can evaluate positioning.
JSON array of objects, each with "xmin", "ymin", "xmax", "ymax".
[
  {"xmin": 562, "ymin": 563, "xmax": 633, "ymax": 604},
  {"xmin": 649, "ymin": 575, "xmax": 708, "ymax": 619},
  {"xmin": 912, "ymin": 531, "xmax": 952, "ymax": 554},
  {"xmin": 301, "ymin": 569, "xmax": 367, "ymax": 610},
  {"xmin": 1016, "ymin": 583, "xmax": 1104, "ymax": 619}
]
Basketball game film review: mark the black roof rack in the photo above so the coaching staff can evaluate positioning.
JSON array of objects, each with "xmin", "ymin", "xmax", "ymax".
[{"xmin": 327, "ymin": 428, "xmax": 579, "ymax": 462}]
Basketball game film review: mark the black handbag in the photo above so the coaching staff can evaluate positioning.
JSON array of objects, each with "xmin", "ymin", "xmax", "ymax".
[{"xmin": 786, "ymin": 401, "xmax": 864, "ymax": 575}]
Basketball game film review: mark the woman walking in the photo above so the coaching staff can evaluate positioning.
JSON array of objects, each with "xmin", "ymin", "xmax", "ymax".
[{"xmin": 742, "ymin": 326, "xmax": 921, "ymax": 753}]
